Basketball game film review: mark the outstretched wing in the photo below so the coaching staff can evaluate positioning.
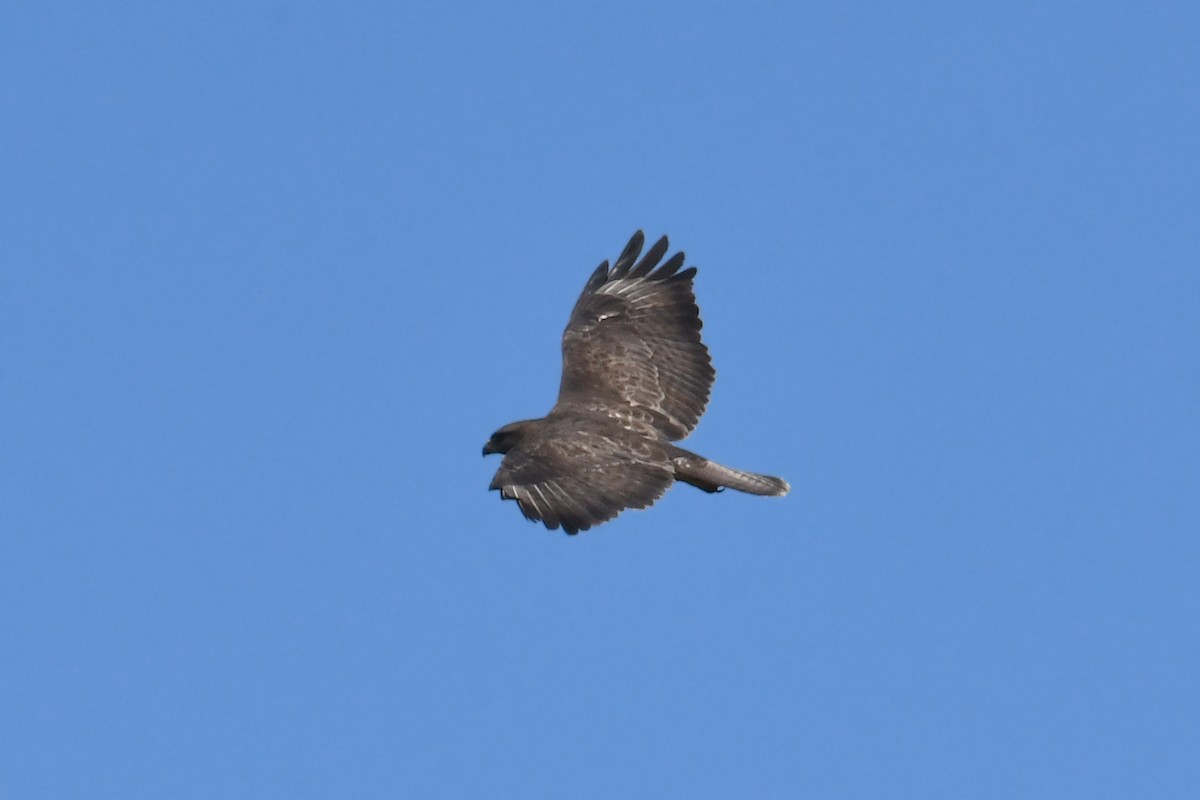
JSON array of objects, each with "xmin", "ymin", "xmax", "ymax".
[
  {"xmin": 489, "ymin": 430, "xmax": 674, "ymax": 535},
  {"xmin": 554, "ymin": 231, "xmax": 715, "ymax": 441}
]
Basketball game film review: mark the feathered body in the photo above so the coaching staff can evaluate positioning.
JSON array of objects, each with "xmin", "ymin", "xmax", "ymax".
[{"xmin": 483, "ymin": 231, "xmax": 788, "ymax": 534}]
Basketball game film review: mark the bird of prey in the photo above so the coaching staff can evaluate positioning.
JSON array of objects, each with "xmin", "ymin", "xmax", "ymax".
[{"xmin": 483, "ymin": 231, "xmax": 789, "ymax": 534}]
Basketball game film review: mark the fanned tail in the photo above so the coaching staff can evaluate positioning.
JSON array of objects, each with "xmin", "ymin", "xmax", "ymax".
[{"xmin": 671, "ymin": 450, "xmax": 790, "ymax": 496}]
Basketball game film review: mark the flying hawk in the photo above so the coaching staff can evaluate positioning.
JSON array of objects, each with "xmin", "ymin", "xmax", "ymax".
[{"xmin": 483, "ymin": 231, "xmax": 789, "ymax": 534}]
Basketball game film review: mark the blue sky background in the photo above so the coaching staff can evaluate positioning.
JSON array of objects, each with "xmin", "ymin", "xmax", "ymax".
[{"xmin": 3, "ymin": 2, "xmax": 1198, "ymax": 797}]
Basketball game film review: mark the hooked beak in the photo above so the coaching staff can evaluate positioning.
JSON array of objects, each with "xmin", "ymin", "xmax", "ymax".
[{"xmin": 482, "ymin": 441, "xmax": 495, "ymax": 456}]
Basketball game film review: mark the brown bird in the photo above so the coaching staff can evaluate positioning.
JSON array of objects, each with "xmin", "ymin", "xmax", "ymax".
[{"xmin": 483, "ymin": 231, "xmax": 789, "ymax": 534}]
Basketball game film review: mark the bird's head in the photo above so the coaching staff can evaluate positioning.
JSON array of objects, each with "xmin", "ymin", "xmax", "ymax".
[{"xmin": 482, "ymin": 420, "xmax": 534, "ymax": 456}]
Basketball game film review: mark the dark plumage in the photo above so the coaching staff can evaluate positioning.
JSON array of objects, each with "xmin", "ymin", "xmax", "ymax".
[{"xmin": 483, "ymin": 231, "xmax": 789, "ymax": 534}]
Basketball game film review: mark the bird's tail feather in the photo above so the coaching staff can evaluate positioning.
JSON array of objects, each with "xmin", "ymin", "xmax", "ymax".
[{"xmin": 671, "ymin": 450, "xmax": 790, "ymax": 496}]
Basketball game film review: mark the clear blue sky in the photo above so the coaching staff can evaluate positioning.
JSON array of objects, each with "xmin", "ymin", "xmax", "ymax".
[{"xmin": 3, "ymin": 2, "xmax": 1197, "ymax": 797}]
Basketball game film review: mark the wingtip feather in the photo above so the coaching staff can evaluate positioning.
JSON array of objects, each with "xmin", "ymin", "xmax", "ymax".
[
  {"xmin": 630, "ymin": 235, "xmax": 669, "ymax": 278},
  {"xmin": 611, "ymin": 231, "xmax": 645, "ymax": 278}
]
